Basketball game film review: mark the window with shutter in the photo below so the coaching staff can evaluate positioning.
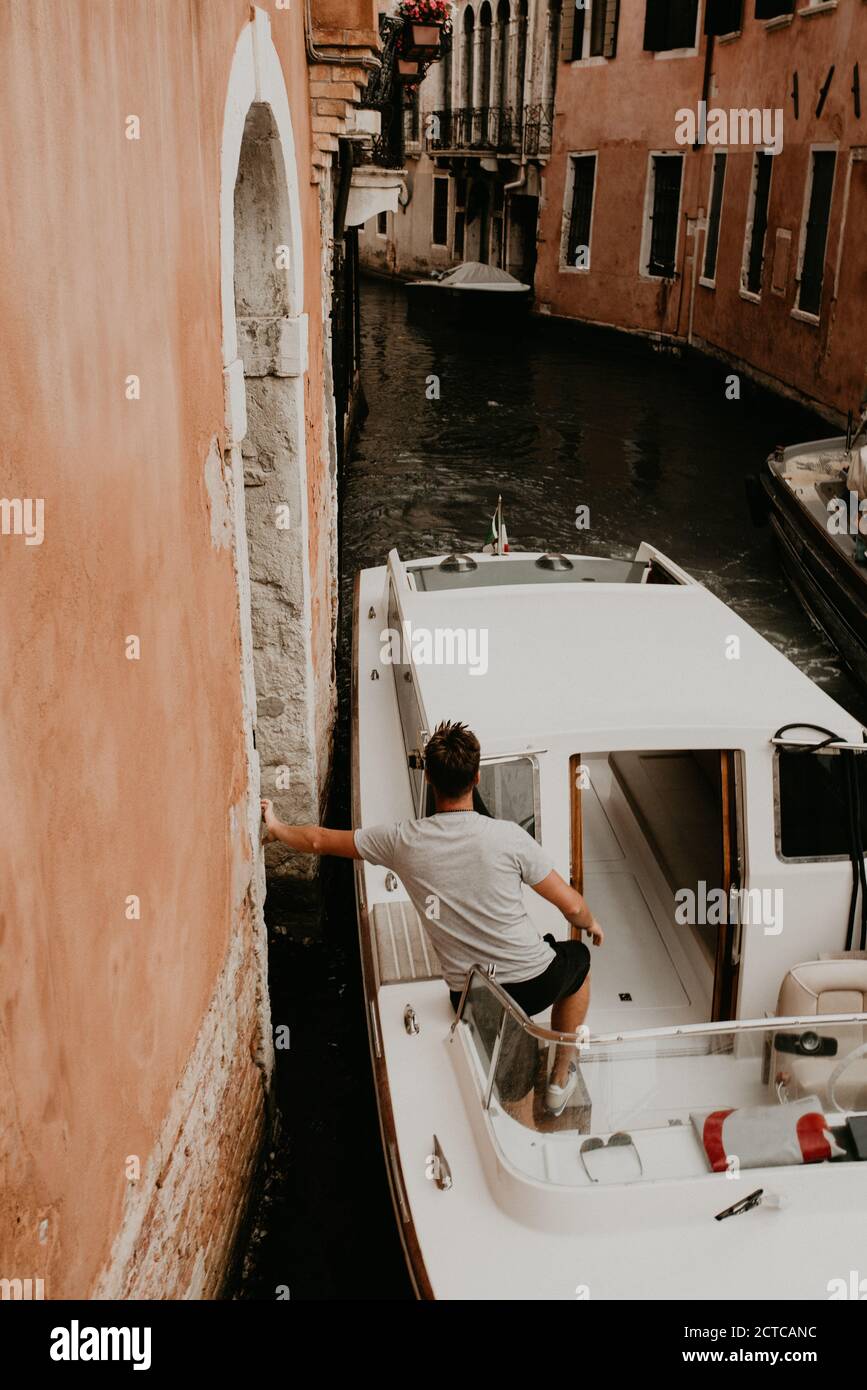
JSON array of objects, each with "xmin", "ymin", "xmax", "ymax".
[
  {"xmin": 798, "ymin": 150, "xmax": 836, "ymax": 317},
  {"xmin": 755, "ymin": 0, "xmax": 794, "ymax": 20},
  {"xmin": 568, "ymin": 1, "xmax": 619, "ymax": 62},
  {"xmin": 643, "ymin": 0, "xmax": 699, "ymax": 51},
  {"xmin": 565, "ymin": 154, "xmax": 597, "ymax": 267},
  {"xmin": 705, "ymin": 0, "xmax": 742, "ymax": 35},
  {"xmin": 643, "ymin": 0, "xmax": 668, "ymax": 50},
  {"xmin": 668, "ymin": 0, "xmax": 699, "ymax": 46},
  {"xmin": 560, "ymin": 1, "xmax": 577, "ymax": 59},
  {"xmin": 589, "ymin": 0, "xmax": 607, "ymax": 54},
  {"xmin": 603, "ymin": 0, "xmax": 620, "ymax": 57},
  {"xmin": 702, "ymin": 152, "xmax": 727, "ymax": 283},
  {"xmin": 647, "ymin": 155, "xmax": 683, "ymax": 277},
  {"xmin": 743, "ymin": 151, "xmax": 773, "ymax": 295}
]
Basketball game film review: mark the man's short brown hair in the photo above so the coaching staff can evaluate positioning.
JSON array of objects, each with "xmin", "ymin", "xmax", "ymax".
[{"xmin": 424, "ymin": 721, "xmax": 480, "ymax": 799}]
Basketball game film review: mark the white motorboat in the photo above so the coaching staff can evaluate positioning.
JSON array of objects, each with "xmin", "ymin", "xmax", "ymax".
[
  {"xmin": 351, "ymin": 542, "xmax": 867, "ymax": 1300},
  {"xmin": 755, "ymin": 430, "xmax": 867, "ymax": 692},
  {"xmin": 404, "ymin": 261, "xmax": 531, "ymax": 325}
]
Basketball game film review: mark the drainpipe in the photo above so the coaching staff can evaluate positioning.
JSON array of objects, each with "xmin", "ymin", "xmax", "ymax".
[
  {"xmin": 687, "ymin": 210, "xmax": 701, "ymax": 346},
  {"xmin": 502, "ymin": 162, "xmax": 527, "ymax": 275},
  {"xmin": 685, "ymin": 31, "xmax": 716, "ymax": 345}
]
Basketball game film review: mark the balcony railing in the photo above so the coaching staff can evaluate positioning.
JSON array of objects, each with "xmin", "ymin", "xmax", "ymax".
[{"xmin": 427, "ymin": 103, "xmax": 554, "ymax": 158}]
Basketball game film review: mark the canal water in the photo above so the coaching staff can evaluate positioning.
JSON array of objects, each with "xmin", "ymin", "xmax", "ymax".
[{"xmin": 233, "ymin": 276, "xmax": 865, "ymax": 1301}]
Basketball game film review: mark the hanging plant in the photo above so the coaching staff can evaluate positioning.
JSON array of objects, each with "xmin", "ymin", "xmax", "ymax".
[{"xmin": 394, "ymin": 1, "xmax": 454, "ymax": 63}]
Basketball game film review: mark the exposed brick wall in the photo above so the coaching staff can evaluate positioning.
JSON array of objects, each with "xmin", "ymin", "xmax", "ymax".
[{"xmin": 92, "ymin": 894, "xmax": 269, "ymax": 1300}]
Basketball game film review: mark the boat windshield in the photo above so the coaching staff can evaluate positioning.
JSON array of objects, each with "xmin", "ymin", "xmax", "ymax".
[
  {"xmin": 425, "ymin": 754, "xmax": 539, "ymax": 839},
  {"xmin": 453, "ymin": 968, "xmax": 867, "ymax": 1187}
]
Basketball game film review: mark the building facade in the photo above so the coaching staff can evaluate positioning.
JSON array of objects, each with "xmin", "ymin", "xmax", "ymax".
[
  {"xmin": 536, "ymin": 0, "xmax": 867, "ymax": 423},
  {"xmin": 0, "ymin": 0, "xmax": 391, "ymax": 1299},
  {"xmin": 359, "ymin": 0, "xmax": 564, "ymax": 282},
  {"xmin": 362, "ymin": 0, "xmax": 866, "ymax": 426}
]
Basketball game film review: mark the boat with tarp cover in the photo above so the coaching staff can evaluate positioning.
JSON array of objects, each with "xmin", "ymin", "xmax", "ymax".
[{"xmin": 404, "ymin": 260, "xmax": 531, "ymax": 324}]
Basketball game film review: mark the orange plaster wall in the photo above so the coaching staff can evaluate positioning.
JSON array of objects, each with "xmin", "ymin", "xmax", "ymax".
[
  {"xmin": 537, "ymin": 4, "xmax": 867, "ymax": 419},
  {"xmin": 0, "ymin": 0, "xmax": 330, "ymax": 1297}
]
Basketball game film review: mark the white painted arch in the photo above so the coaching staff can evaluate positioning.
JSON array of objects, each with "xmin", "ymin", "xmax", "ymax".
[
  {"xmin": 219, "ymin": 5, "xmax": 319, "ymax": 890},
  {"xmin": 221, "ymin": 6, "xmax": 304, "ymax": 361}
]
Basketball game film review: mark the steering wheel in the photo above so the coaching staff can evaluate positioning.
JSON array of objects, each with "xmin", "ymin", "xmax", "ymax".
[{"xmin": 828, "ymin": 1042, "xmax": 867, "ymax": 1114}]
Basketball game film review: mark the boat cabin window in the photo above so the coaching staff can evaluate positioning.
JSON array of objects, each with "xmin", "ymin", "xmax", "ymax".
[
  {"xmin": 424, "ymin": 755, "xmax": 540, "ymax": 840},
  {"xmin": 776, "ymin": 749, "xmax": 867, "ymax": 861}
]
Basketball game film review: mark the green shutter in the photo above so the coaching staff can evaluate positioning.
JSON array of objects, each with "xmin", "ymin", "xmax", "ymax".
[
  {"xmin": 643, "ymin": 0, "xmax": 667, "ymax": 52},
  {"xmin": 603, "ymin": 0, "xmax": 620, "ymax": 58},
  {"xmin": 561, "ymin": 1, "xmax": 576, "ymax": 59}
]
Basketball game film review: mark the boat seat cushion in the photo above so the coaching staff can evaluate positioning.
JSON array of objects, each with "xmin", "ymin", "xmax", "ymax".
[
  {"xmin": 776, "ymin": 958, "xmax": 867, "ymax": 1016},
  {"xmin": 770, "ymin": 960, "xmax": 867, "ymax": 1108},
  {"xmin": 691, "ymin": 1095, "xmax": 845, "ymax": 1172}
]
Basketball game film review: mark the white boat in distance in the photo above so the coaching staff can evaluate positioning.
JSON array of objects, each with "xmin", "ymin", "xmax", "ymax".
[
  {"xmin": 404, "ymin": 260, "xmax": 532, "ymax": 325},
  {"xmin": 351, "ymin": 543, "xmax": 867, "ymax": 1300}
]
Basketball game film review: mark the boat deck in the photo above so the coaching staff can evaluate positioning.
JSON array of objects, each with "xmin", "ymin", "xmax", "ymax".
[{"xmin": 770, "ymin": 444, "xmax": 862, "ymax": 567}]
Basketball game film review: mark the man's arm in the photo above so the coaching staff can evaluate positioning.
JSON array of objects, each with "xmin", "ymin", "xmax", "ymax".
[
  {"xmin": 531, "ymin": 869, "xmax": 604, "ymax": 945},
  {"xmin": 261, "ymin": 800, "xmax": 361, "ymax": 859}
]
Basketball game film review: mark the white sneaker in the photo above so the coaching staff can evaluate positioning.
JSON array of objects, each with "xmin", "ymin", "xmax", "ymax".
[{"xmin": 545, "ymin": 1061, "xmax": 579, "ymax": 1116}]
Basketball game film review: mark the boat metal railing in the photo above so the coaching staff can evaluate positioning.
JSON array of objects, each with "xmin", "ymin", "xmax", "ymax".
[
  {"xmin": 450, "ymin": 961, "xmax": 867, "ymax": 1046},
  {"xmin": 451, "ymin": 962, "xmax": 867, "ymax": 1120}
]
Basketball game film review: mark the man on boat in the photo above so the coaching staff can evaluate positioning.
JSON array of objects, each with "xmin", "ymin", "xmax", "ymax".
[{"xmin": 261, "ymin": 720, "xmax": 604, "ymax": 1115}]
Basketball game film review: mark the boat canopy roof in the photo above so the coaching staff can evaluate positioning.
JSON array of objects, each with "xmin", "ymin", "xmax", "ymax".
[
  {"xmin": 389, "ymin": 552, "xmax": 864, "ymax": 753},
  {"xmin": 437, "ymin": 261, "xmax": 529, "ymax": 291}
]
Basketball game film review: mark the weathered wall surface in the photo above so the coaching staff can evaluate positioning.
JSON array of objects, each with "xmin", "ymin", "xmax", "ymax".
[
  {"xmin": 537, "ymin": 5, "xmax": 709, "ymax": 339},
  {"xmin": 536, "ymin": 3, "xmax": 867, "ymax": 422},
  {"xmin": 0, "ymin": 0, "xmax": 334, "ymax": 1299},
  {"xmin": 691, "ymin": 7, "xmax": 867, "ymax": 421}
]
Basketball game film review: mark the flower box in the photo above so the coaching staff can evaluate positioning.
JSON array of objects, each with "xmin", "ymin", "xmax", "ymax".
[{"xmin": 407, "ymin": 22, "xmax": 441, "ymax": 50}]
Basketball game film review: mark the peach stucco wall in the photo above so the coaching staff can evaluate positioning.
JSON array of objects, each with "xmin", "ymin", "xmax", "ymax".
[{"xmin": 0, "ymin": 0, "xmax": 329, "ymax": 1296}]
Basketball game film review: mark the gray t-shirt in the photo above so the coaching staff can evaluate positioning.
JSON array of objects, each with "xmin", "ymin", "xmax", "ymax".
[{"xmin": 354, "ymin": 811, "xmax": 556, "ymax": 992}]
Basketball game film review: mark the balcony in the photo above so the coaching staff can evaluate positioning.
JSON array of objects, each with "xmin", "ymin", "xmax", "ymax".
[{"xmin": 427, "ymin": 104, "xmax": 554, "ymax": 159}]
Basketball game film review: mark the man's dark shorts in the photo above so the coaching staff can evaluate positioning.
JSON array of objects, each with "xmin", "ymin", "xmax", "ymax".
[{"xmin": 449, "ymin": 934, "xmax": 591, "ymax": 1016}]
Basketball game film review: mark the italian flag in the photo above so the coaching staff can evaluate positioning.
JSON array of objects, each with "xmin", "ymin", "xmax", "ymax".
[{"xmin": 482, "ymin": 495, "xmax": 509, "ymax": 554}]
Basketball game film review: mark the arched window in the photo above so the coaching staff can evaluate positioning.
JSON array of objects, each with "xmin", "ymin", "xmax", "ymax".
[
  {"xmin": 461, "ymin": 7, "xmax": 475, "ymax": 110},
  {"xmin": 442, "ymin": 24, "xmax": 453, "ymax": 110},
  {"xmin": 493, "ymin": 0, "xmax": 510, "ymax": 111},
  {"xmin": 514, "ymin": 0, "xmax": 528, "ymax": 113},
  {"xmin": 542, "ymin": 0, "xmax": 562, "ymax": 108},
  {"xmin": 479, "ymin": 2, "xmax": 493, "ymax": 110}
]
